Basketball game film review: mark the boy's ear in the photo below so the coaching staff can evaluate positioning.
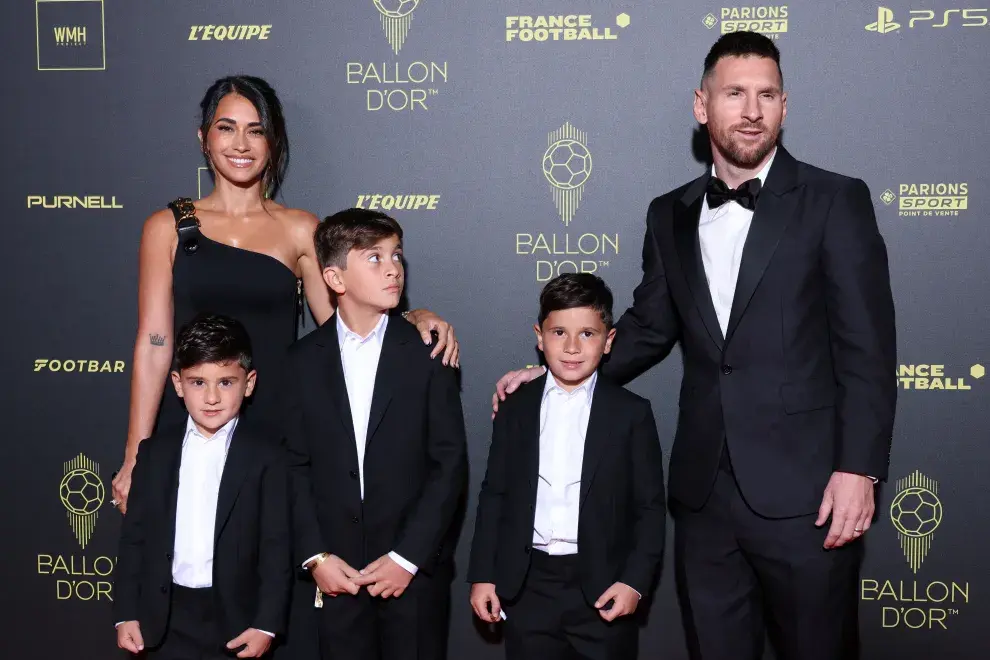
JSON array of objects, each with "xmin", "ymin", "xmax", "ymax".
[
  {"xmin": 170, "ymin": 371, "xmax": 184, "ymax": 398},
  {"xmin": 533, "ymin": 323, "xmax": 544, "ymax": 352},
  {"xmin": 323, "ymin": 266, "xmax": 346, "ymax": 295},
  {"xmin": 603, "ymin": 327, "xmax": 617, "ymax": 354},
  {"xmin": 244, "ymin": 370, "xmax": 258, "ymax": 398}
]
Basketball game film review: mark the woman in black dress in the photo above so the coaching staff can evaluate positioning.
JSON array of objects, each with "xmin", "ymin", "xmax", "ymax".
[{"xmin": 111, "ymin": 75, "xmax": 458, "ymax": 510}]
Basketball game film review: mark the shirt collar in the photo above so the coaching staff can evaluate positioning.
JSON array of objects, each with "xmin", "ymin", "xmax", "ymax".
[
  {"xmin": 184, "ymin": 414, "xmax": 238, "ymax": 452},
  {"xmin": 542, "ymin": 370, "xmax": 598, "ymax": 406},
  {"xmin": 336, "ymin": 312, "xmax": 389, "ymax": 350},
  {"xmin": 710, "ymin": 146, "xmax": 777, "ymax": 187}
]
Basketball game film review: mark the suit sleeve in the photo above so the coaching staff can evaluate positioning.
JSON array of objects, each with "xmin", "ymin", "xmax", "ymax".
[
  {"xmin": 113, "ymin": 439, "xmax": 152, "ymax": 625},
  {"xmin": 821, "ymin": 179, "xmax": 897, "ymax": 480},
  {"xmin": 602, "ymin": 199, "xmax": 681, "ymax": 385},
  {"xmin": 279, "ymin": 352, "xmax": 328, "ymax": 565},
  {"xmin": 252, "ymin": 449, "xmax": 293, "ymax": 636},
  {"xmin": 392, "ymin": 360, "xmax": 468, "ymax": 570},
  {"xmin": 466, "ymin": 398, "xmax": 512, "ymax": 584},
  {"xmin": 619, "ymin": 400, "xmax": 667, "ymax": 596}
]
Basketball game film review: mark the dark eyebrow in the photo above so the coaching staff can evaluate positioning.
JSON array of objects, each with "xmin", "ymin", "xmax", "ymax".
[{"xmin": 215, "ymin": 117, "xmax": 263, "ymax": 128}]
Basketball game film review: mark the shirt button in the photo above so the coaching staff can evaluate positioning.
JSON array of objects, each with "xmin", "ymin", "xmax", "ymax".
[
  {"xmin": 722, "ymin": 365, "xmax": 733, "ymax": 375},
  {"xmin": 349, "ymin": 470, "xmax": 358, "ymax": 480},
  {"xmin": 166, "ymin": 552, "xmax": 173, "ymax": 561}
]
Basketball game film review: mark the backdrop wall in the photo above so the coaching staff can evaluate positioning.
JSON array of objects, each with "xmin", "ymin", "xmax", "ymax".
[{"xmin": 3, "ymin": 1, "xmax": 988, "ymax": 658}]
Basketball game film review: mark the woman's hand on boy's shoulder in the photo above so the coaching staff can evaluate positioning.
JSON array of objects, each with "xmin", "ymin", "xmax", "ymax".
[{"xmin": 491, "ymin": 366, "xmax": 546, "ymax": 419}]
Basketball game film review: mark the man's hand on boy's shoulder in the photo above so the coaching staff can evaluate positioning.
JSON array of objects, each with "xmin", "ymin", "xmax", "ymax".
[
  {"xmin": 226, "ymin": 628, "xmax": 273, "ymax": 658},
  {"xmin": 116, "ymin": 620, "xmax": 144, "ymax": 654},
  {"xmin": 469, "ymin": 582, "xmax": 502, "ymax": 623},
  {"xmin": 595, "ymin": 582, "xmax": 641, "ymax": 622},
  {"xmin": 354, "ymin": 553, "xmax": 414, "ymax": 598}
]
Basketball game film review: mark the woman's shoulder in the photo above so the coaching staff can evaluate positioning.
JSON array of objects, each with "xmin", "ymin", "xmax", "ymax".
[
  {"xmin": 268, "ymin": 203, "xmax": 319, "ymax": 249},
  {"xmin": 140, "ymin": 207, "xmax": 179, "ymax": 243}
]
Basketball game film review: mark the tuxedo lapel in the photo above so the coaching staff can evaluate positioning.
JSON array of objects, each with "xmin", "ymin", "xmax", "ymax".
[
  {"xmin": 674, "ymin": 175, "xmax": 725, "ymax": 350},
  {"xmin": 724, "ymin": 147, "xmax": 801, "ymax": 345},
  {"xmin": 366, "ymin": 317, "xmax": 410, "ymax": 448},
  {"xmin": 163, "ymin": 428, "xmax": 184, "ymax": 547},
  {"xmin": 521, "ymin": 374, "xmax": 548, "ymax": 493},
  {"xmin": 315, "ymin": 320, "xmax": 357, "ymax": 446},
  {"xmin": 579, "ymin": 379, "xmax": 613, "ymax": 507},
  {"xmin": 214, "ymin": 425, "xmax": 252, "ymax": 543}
]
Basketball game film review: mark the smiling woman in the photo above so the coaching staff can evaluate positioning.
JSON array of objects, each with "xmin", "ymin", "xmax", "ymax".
[{"xmin": 110, "ymin": 75, "xmax": 459, "ymax": 517}]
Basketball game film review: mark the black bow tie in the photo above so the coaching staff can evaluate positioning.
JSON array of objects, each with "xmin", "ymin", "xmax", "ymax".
[{"xmin": 706, "ymin": 177, "xmax": 762, "ymax": 210}]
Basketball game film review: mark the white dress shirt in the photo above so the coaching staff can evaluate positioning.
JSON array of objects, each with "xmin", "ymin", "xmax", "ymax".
[
  {"xmin": 117, "ymin": 416, "xmax": 273, "ymax": 637},
  {"xmin": 698, "ymin": 148, "xmax": 776, "ymax": 337},
  {"xmin": 334, "ymin": 312, "xmax": 417, "ymax": 575},
  {"xmin": 172, "ymin": 415, "xmax": 237, "ymax": 588},
  {"xmin": 532, "ymin": 372, "xmax": 597, "ymax": 556}
]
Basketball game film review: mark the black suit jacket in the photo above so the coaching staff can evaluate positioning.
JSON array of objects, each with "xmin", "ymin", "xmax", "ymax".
[
  {"xmin": 283, "ymin": 314, "xmax": 468, "ymax": 574},
  {"xmin": 604, "ymin": 146, "xmax": 897, "ymax": 517},
  {"xmin": 467, "ymin": 374, "xmax": 666, "ymax": 604},
  {"xmin": 113, "ymin": 419, "xmax": 292, "ymax": 647}
]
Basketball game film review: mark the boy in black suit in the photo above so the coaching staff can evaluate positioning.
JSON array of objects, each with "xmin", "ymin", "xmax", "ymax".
[
  {"xmin": 468, "ymin": 273, "xmax": 666, "ymax": 660},
  {"xmin": 282, "ymin": 208, "xmax": 467, "ymax": 660},
  {"xmin": 115, "ymin": 313, "xmax": 292, "ymax": 659}
]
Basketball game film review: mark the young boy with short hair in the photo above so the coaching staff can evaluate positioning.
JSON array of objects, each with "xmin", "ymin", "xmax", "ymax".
[
  {"xmin": 469, "ymin": 273, "xmax": 666, "ymax": 660},
  {"xmin": 115, "ymin": 313, "xmax": 291, "ymax": 659},
  {"xmin": 283, "ymin": 208, "xmax": 467, "ymax": 660}
]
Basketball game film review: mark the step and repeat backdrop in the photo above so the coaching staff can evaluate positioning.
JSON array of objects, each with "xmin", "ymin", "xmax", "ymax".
[{"xmin": 2, "ymin": 1, "xmax": 988, "ymax": 658}]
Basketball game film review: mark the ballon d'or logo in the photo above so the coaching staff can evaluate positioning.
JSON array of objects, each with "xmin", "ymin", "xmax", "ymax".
[
  {"xmin": 543, "ymin": 122, "xmax": 593, "ymax": 226},
  {"xmin": 59, "ymin": 453, "xmax": 105, "ymax": 549},
  {"xmin": 374, "ymin": 0, "xmax": 420, "ymax": 54},
  {"xmin": 890, "ymin": 470, "xmax": 942, "ymax": 573}
]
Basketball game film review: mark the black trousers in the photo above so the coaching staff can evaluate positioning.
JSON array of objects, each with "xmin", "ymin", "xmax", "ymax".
[
  {"xmin": 315, "ymin": 565, "xmax": 451, "ymax": 660},
  {"xmin": 152, "ymin": 585, "xmax": 242, "ymax": 660},
  {"xmin": 503, "ymin": 551, "xmax": 637, "ymax": 660},
  {"xmin": 673, "ymin": 454, "xmax": 862, "ymax": 660}
]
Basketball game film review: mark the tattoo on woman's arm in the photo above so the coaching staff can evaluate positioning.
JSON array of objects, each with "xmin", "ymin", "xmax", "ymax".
[{"xmin": 149, "ymin": 333, "xmax": 166, "ymax": 347}]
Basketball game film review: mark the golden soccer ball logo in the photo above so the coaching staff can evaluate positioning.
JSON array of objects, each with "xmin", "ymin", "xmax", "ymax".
[
  {"xmin": 544, "ymin": 122, "xmax": 592, "ymax": 226},
  {"xmin": 890, "ymin": 486, "xmax": 942, "ymax": 538},
  {"xmin": 60, "ymin": 468, "xmax": 104, "ymax": 516},
  {"xmin": 890, "ymin": 470, "xmax": 942, "ymax": 574},
  {"xmin": 374, "ymin": 0, "xmax": 419, "ymax": 18},
  {"xmin": 543, "ymin": 139, "xmax": 593, "ymax": 191},
  {"xmin": 60, "ymin": 454, "xmax": 104, "ymax": 549},
  {"xmin": 374, "ymin": 0, "xmax": 419, "ymax": 54}
]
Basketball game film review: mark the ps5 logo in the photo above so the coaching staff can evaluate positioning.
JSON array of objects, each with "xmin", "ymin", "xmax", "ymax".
[{"xmin": 866, "ymin": 6, "xmax": 989, "ymax": 33}]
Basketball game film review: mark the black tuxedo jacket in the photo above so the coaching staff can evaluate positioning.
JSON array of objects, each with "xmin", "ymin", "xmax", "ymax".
[
  {"xmin": 604, "ymin": 146, "xmax": 897, "ymax": 517},
  {"xmin": 113, "ymin": 420, "xmax": 292, "ymax": 647},
  {"xmin": 282, "ymin": 314, "xmax": 468, "ymax": 574},
  {"xmin": 467, "ymin": 374, "xmax": 666, "ymax": 603}
]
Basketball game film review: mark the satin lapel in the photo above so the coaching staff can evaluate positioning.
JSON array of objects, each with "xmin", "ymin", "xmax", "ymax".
[
  {"xmin": 164, "ymin": 432, "xmax": 183, "ymax": 549},
  {"xmin": 724, "ymin": 152, "xmax": 801, "ymax": 345},
  {"xmin": 579, "ymin": 381, "xmax": 612, "ymax": 508},
  {"xmin": 673, "ymin": 194, "xmax": 725, "ymax": 350},
  {"xmin": 522, "ymin": 374, "xmax": 548, "ymax": 494},
  {"xmin": 214, "ymin": 426, "xmax": 252, "ymax": 544},
  {"xmin": 318, "ymin": 321, "xmax": 357, "ymax": 446},
  {"xmin": 365, "ymin": 319, "xmax": 408, "ymax": 449}
]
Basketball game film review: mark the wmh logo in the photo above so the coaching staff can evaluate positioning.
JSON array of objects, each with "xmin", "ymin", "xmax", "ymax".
[
  {"xmin": 36, "ymin": 0, "xmax": 106, "ymax": 71},
  {"xmin": 54, "ymin": 25, "xmax": 87, "ymax": 46}
]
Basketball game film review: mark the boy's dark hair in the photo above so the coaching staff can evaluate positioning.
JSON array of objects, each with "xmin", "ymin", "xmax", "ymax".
[
  {"xmin": 702, "ymin": 31, "xmax": 782, "ymax": 87},
  {"xmin": 315, "ymin": 208, "xmax": 403, "ymax": 270},
  {"xmin": 538, "ymin": 273, "xmax": 614, "ymax": 329},
  {"xmin": 173, "ymin": 313, "xmax": 253, "ymax": 372}
]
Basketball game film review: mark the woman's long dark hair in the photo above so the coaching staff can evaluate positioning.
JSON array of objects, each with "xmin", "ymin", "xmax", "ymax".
[{"xmin": 199, "ymin": 75, "xmax": 289, "ymax": 200}]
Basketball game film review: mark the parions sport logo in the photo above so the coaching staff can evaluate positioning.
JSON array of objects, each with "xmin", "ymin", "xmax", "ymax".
[
  {"xmin": 345, "ymin": 1, "xmax": 449, "ymax": 112},
  {"xmin": 702, "ymin": 5, "xmax": 788, "ymax": 39},
  {"xmin": 879, "ymin": 183, "xmax": 969, "ymax": 217}
]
